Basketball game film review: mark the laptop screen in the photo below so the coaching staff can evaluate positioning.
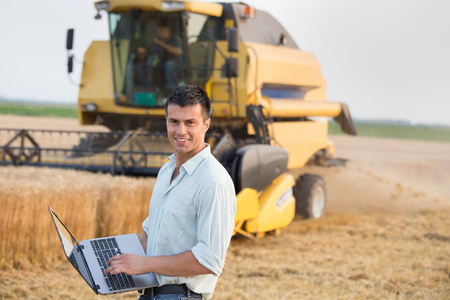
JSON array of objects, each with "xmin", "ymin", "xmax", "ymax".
[
  {"xmin": 48, "ymin": 206, "xmax": 97, "ymax": 292},
  {"xmin": 52, "ymin": 212, "xmax": 77, "ymax": 258}
]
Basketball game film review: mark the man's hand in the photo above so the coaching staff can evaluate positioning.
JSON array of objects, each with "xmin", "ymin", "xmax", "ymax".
[
  {"xmin": 104, "ymin": 253, "xmax": 147, "ymax": 275},
  {"xmin": 104, "ymin": 250, "xmax": 213, "ymax": 277},
  {"xmin": 153, "ymin": 38, "xmax": 182, "ymax": 56}
]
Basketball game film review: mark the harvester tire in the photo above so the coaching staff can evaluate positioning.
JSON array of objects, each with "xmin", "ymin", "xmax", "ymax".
[{"xmin": 293, "ymin": 174, "xmax": 327, "ymax": 219}]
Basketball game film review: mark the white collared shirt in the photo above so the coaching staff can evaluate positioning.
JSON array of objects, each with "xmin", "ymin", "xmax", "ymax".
[{"xmin": 142, "ymin": 144, "xmax": 236, "ymax": 299}]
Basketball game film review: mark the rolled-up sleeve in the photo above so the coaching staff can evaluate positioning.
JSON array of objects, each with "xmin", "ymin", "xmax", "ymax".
[
  {"xmin": 142, "ymin": 216, "xmax": 150, "ymax": 233},
  {"xmin": 191, "ymin": 183, "xmax": 236, "ymax": 276}
]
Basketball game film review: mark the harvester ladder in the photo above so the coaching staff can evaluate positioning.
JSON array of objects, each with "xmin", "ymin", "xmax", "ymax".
[{"xmin": 246, "ymin": 105, "xmax": 272, "ymax": 145}]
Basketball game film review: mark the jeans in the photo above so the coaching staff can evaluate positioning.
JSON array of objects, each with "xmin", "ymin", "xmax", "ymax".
[{"xmin": 163, "ymin": 60, "xmax": 179, "ymax": 91}]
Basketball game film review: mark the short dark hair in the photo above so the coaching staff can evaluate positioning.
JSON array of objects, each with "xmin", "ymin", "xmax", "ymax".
[
  {"xmin": 165, "ymin": 85, "xmax": 211, "ymax": 121},
  {"xmin": 157, "ymin": 18, "xmax": 169, "ymax": 28}
]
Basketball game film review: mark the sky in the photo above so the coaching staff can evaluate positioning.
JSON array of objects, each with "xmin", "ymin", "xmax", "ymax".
[{"xmin": 0, "ymin": 0, "xmax": 449, "ymax": 125}]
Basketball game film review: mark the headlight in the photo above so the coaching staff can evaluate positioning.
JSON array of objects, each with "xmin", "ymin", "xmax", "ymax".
[
  {"xmin": 85, "ymin": 103, "xmax": 98, "ymax": 112},
  {"xmin": 162, "ymin": 1, "xmax": 185, "ymax": 10}
]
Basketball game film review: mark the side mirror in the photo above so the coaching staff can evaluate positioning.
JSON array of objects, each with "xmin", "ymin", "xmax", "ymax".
[
  {"xmin": 66, "ymin": 29, "xmax": 74, "ymax": 74},
  {"xmin": 66, "ymin": 29, "xmax": 74, "ymax": 50},
  {"xmin": 227, "ymin": 27, "xmax": 240, "ymax": 53},
  {"xmin": 67, "ymin": 55, "xmax": 73, "ymax": 73}
]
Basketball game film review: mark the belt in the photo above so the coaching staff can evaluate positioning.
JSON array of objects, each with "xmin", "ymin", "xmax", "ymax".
[{"xmin": 142, "ymin": 284, "xmax": 202, "ymax": 298}]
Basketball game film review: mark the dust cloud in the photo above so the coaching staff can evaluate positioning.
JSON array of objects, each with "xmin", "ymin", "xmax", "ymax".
[{"xmin": 298, "ymin": 135, "xmax": 450, "ymax": 214}]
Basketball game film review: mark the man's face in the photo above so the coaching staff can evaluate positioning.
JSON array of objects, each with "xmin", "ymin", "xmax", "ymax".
[
  {"xmin": 156, "ymin": 26, "xmax": 170, "ymax": 41},
  {"xmin": 166, "ymin": 103, "xmax": 210, "ymax": 163}
]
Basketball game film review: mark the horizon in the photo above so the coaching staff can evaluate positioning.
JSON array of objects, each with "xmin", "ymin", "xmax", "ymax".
[{"xmin": 1, "ymin": 96, "xmax": 448, "ymax": 128}]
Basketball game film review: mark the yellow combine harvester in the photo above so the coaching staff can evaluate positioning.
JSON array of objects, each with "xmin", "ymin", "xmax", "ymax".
[{"xmin": 3, "ymin": 0, "xmax": 357, "ymax": 237}]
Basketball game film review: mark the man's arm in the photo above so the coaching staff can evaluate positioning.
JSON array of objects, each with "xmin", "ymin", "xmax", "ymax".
[
  {"xmin": 138, "ymin": 231, "xmax": 148, "ymax": 252},
  {"xmin": 104, "ymin": 250, "xmax": 214, "ymax": 277},
  {"xmin": 154, "ymin": 38, "xmax": 182, "ymax": 56}
]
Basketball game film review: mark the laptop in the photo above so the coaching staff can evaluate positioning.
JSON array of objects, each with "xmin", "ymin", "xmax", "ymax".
[{"xmin": 48, "ymin": 205, "xmax": 158, "ymax": 295}]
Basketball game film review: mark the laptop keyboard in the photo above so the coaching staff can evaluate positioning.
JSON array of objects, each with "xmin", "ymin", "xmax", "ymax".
[{"xmin": 90, "ymin": 238, "xmax": 136, "ymax": 291}]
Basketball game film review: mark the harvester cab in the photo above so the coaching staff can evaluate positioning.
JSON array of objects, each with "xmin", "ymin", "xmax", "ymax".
[{"xmin": 72, "ymin": 0, "xmax": 245, "ymax": 131}]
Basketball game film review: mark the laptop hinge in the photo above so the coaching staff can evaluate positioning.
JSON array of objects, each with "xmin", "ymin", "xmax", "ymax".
[{"xmin": 78, "ymin": 245, "xmax": 85, "ymax": 251}]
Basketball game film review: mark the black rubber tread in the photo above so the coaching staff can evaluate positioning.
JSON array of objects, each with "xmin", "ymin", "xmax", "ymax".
[{"xmin": 293, "ymin": 174, "xmax": 327, "ymax": 219}]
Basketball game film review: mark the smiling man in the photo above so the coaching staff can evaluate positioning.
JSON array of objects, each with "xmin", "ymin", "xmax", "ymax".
[{"xmin": 105, "ymin": 85, "xmax": 236, "ymax": 300}]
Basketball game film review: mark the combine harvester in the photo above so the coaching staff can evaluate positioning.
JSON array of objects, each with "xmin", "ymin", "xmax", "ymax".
[{"xmin": 0, "ymin": 0, "xmax": 356, "ymax": 237}]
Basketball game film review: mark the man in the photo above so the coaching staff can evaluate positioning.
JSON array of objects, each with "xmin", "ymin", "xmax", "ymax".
[
  {"xmin": 133, "ymin": 46, "xmax": 150, "ymax": 91},
  {"xmin": 105, "ymin": 85, "xmax": 237, "ymax": 300},
  {"xmin": 150, "ymin": 21, "xmax": 183, "ymax": 92}
]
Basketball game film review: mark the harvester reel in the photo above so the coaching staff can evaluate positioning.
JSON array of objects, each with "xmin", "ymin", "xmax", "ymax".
[
  {"xmin": 111, "ymin": 129, "xmax": 147, "ymax": 175},
  {"xmin": 293, "ymin": 174, "xmax": 327, "ymax": 219},
  {"xmin": 72, "ymin": 132, "xmax": 122, "ymax": 157},
  {"xmin": 2, "ymin": 129, "xmax": 40, "ymax": 165}
]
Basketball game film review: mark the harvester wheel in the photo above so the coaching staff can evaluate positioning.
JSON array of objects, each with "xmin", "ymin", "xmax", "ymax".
[{"xmin": 293, "ymin": 174, "xmax": 327, "ymax": 219}]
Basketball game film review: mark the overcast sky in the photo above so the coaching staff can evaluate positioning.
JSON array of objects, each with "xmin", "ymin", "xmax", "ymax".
[{"xmin": 0, "ymin": 0, "xmax": 449, "ymax": 125}]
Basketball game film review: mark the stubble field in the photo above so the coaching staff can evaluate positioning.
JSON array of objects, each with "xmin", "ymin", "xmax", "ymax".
[{"xmin": 1, "ymin": 115, "xmax": 449, "ymax": 299}]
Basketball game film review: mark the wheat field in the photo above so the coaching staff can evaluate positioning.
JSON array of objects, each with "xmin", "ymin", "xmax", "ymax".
[
  {"xmin": 0, "ymin": 166, "xmax": 154, "ymax": 268},
  {"xmin": 1, "ymin": 165, "xmax": 449, "ymax": 299}
]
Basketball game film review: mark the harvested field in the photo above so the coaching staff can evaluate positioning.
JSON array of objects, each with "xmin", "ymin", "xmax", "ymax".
[{"xmin": 1, "ymin": 115, "xmax": 449, "ymax": 299}]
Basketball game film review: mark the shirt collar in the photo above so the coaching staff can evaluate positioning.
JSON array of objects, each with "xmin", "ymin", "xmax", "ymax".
[{"xmin": 168, "ymin": 144, "xmax": 211, "ymax": 175}]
